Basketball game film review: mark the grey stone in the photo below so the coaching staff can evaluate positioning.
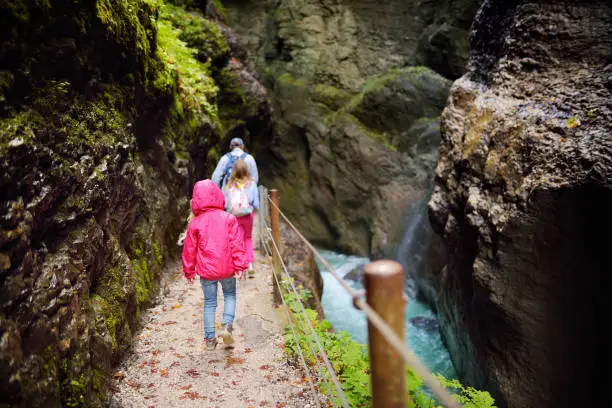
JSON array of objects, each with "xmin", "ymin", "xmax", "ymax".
[{"xmin": 427, "ymin": 1, "xmax": 612, "ymax": 407}]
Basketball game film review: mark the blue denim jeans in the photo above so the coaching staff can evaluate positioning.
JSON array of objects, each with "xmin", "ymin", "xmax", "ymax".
[{"xmin": 200, "ymin": 277, "xmax": 236, "ymax": 339}]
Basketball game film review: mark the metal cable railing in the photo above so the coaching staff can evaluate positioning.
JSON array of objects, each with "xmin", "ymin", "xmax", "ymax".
[
  {"xmin": 261, "ymin": 233, "xmax": 324, "ymax": 408},
  {"xmin": 263, "ymin": 223, "xmax": 350, "ymax": 408},
  {"xmin": 265, "ymin": 194, "xmax": 462, "ymax": 408}
]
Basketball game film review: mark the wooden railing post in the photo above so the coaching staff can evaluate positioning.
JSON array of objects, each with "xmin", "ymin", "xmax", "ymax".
[
  {"xmin": 364, "ymin": 260, "xmax": 407, "ymax": 408},
  {"xmin": 258, "ymin": 185, "xmax": 266, "ymax": 256},
  {"xmin": 269, "ymin": 189, "xmax": 282, "ymax": 303}
]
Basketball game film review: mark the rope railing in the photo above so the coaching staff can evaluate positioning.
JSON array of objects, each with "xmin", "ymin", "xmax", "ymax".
[
  {"xmin": 264, "ymin": 193, "xmax": 462, "ymax": 408},
  {"xmin": 261, "ymin": 232, "xmax": 333, "ymax": 408},
  {"xmin": 263, "ymin": 223, "xmax": 350, "ymax": 408},
  {"xmin": 261, "ymin": 233, "xmax": 323, "ymax": 408}
]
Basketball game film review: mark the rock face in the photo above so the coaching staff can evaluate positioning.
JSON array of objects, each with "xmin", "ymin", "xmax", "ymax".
[
  {"xmin": 219, "ymin": 0, "xmax": 480, "ymax": 257},
  {"xmin": 428, "ymin": 1, "xmax": 612, "ymax": 407},
  {"xmin": 279, "ymin": 222, "xmax": 325, "ymax": 317},
  {"xmin": 0, "ymin": 1, "xmax": 270, "ymax": 406}
]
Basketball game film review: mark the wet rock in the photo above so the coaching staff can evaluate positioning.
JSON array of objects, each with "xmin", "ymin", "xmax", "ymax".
[
  {"xmin": 409, "ymin": 316, "xmax": 439, "ymax": 333},
  {"xmin": 428, "ymin": 1, "xmax": 612, "ymax": 407},
  {"xmin": 279, "ymin": 222, "xmax": 325, "ymax": 316},
  {"xmin": 221, "ymin": 0, "xmax": 480, "ymax": 258},
  {"xmin": 344, "ymin": 264, "xmax": 365, "ymax": 285}
]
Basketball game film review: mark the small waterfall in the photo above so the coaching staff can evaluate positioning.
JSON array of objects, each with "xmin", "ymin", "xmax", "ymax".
[{"xmin": 395, "ymin": 186, "xmax": 446, "ymax": 304}]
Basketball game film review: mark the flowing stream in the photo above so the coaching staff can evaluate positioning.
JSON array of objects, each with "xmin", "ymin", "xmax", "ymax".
[{"xmin": 316, "ymin": 249, "xmax": 457, "ymax": 379}]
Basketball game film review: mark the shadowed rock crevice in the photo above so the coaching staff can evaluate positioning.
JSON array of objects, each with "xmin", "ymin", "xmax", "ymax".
[{"xmin": 428, "ymin": 0, "xmax": 612, "ymax": 406}]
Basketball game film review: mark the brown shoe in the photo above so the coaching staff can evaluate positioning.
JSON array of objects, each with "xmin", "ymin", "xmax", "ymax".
[
  {"xmin": 219, "ymin": 324, "xmax": 234, "ymax": 345},
  {"xmin": 205, "ymin": 338, "xmax": 218, "ymax": 350}
]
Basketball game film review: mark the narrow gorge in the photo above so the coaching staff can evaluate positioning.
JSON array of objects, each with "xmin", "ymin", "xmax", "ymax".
[{"xmin": 1, "ymin": 0, "xmax": 610, "ymax": 407}]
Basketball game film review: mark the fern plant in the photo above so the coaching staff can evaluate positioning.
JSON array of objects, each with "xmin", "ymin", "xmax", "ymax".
[{"xmin": 279, "ymin": 277, "xmax": 497, "ymax": 408}]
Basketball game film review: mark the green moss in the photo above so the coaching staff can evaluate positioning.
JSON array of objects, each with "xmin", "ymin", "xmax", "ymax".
[
  {"xmin": 277, "ymin": 72, "xmax": 306, "ymax": 88},
  {"xmin": 156, "ymin": 5, "xmax": 220, "ymax": 131},
  {"xmin": 210, "ymin": 0, "xmax": 228, "ymax": 23},
  {"xmin": 330, "ymin": 112, "xmax": 396, "ymax": 150},
  {"xmin": 342, "ymin": 66, "xmax": 427, "ymax": 114},
  {"xmin": 207, "ymin": 146, "xmax": 220, "ymax": 164},
  {"xmin": 161, "ymin": 3, "xmax": 230, "ymax": 69},
  {"xmin": 129, "ymin": 222, "xmax": 164, "ymax": 306},
  {"xmin": 216, "ymin": 67, "xmax": 256, "ymax": 129},
  {"xmin": 312, "ymin": 83, "xmax": 353, "ymax": 110},
  {"xmin": 60, "ymin": 355, "xmax": 107, "ymax": 407},
  {"xmin": 91, "ymin": 294, "xmax": 121, "ymax": 351},
  {"xmin": 0, "ymin": 111, "xmax": 38, "ymax": 156},
  {"xmin": 96, "ymin": 0, "xmax": 151, "ymax": 58}
]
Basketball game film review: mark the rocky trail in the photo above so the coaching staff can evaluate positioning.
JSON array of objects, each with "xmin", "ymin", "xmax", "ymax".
[{"xmin": 108, "ymin": 248, "xmax": 320, "ymax": 408}]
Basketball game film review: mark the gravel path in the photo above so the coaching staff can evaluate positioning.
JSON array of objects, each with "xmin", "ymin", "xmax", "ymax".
[{"xmin": 108, "ymin": 251, "xmax": 321, "ymax": 408}]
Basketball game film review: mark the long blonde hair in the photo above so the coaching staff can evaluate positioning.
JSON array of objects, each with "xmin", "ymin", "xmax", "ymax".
[{"xmin": 227, "ymin": 159, "xmax": 252, "ymax": 188}]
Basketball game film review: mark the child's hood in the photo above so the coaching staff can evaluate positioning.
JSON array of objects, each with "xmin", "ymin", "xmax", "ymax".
[{"xmin": 192, "ymin": 180, "xmax": 225, "ymax": 215}]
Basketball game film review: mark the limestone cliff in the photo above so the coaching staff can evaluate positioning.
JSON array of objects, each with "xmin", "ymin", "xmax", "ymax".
[
  {"xmin": 218, "ymin": 0, "xmax": 480, "ymax": 257},
  {"xmin": 428, "ymin": 1, "xmax": 611, "ymax": 406}
]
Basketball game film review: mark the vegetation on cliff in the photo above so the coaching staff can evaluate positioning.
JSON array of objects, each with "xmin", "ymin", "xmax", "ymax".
[
  {"xmin": 0, "ymin": 0, "xmax": 260, "ymax": 406},
  {"xmin": 281, "ymin": 279, "xmax": 497, "ymax": 407}
]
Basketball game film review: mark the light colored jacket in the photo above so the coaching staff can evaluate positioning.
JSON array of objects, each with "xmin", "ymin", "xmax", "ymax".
[{"xmin": 211, "ymin": 148, "xmax": 259, "ymax": 190}]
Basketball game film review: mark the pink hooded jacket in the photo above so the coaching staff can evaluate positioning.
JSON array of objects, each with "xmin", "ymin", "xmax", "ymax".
[{"xmin": 182, "ymin": 180, "xmax": 248, "ymax": 281}]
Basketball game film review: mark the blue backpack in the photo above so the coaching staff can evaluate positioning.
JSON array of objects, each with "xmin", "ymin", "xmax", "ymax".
[{"xmin": 222, "ymin": 152, "xmax": 247, "ymax": 188}]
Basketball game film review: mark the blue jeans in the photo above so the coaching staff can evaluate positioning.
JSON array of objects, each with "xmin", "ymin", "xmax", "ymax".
[{"xmin": 200, "ymin": 277, "xmax": 236, "ymax": 339}]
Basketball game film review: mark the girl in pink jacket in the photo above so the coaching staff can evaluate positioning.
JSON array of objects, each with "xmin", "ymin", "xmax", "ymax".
[{"xmin": 182, "ymin": 180, "xmax": 248, "ymax": 350}]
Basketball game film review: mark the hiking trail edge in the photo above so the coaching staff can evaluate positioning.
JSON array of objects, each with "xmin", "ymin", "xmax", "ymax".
[{"xmin": 109, "ymin": 246, "xmax": 321, "ymax": 407}]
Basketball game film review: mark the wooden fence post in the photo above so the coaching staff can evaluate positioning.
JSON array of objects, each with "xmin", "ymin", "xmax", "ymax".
[
  {"xmin": 258, "ymin": 185, "xmax": 266, "ymax": 256},
  {"xmin": 364, "ymin": 260, "xmax": 407, "ymax": 408},
  {"xmin": 269, "ymin": 189, "xmax": 282, "ymax": 303}
]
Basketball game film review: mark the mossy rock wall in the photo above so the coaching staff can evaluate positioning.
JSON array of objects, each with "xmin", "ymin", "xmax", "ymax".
[
  {"xmin": 216, "ymin": 0, "xmax": 471, "ymax": 258},
  {"xmin": 0, "ymin": 0, "xmax": 269, "ymax": 406}
]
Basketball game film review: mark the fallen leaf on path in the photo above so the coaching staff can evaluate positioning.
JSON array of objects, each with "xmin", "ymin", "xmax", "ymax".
[
  {"xmin": 126, "ymin": 379, "xmax": 140, "ymax": 389},
  {"xmin": 175, "ymin": 354, "xmax": 185, "ymax": 359},
  {"xmin": 276, "ymin": 403, "xmax": 287, "ymax": 408},
  {"xmin": 148, "ymin": 383, "xmax": 154, "ymax": 388},
  {"xmin": 180, "ymin": 391, "xmax": 207, "ymax": 400},
  {"xmin": 186, "ymin": 369, "xmax": 200, "ymax": 378},
  {"xmin": 225, "ymin": 355, "xmax": 245, "ymax": 368},
  {"xmin": 160, "ymin": 369, "xmax": 169, "ymax": 378},
  {"xmin": 209, "ymin": 372, "xmax": 220, "ymax": 377},
  {"xmin": 151, "ymin": 368, "xmax": 158, "ymax": 374},
  {"xmin": 172, "ymin": 304, "xmax": 182, "ymax": 309},
  {"xmin": 259, "ymin": 365, "xmax": 272, "ymax": 370},
  {"xmin": 170, "ymin": 361, "xmax": 181, "ymax": 368},
  {"xmin": 232, "ymin": 381, "xmax": 239, "ymax": 386},
  {"xmin": 113, "ymin": 371, "xmax": 125, "ymax": 380},
  {"xmin": 244, "ymin": 348, "xmax": 252, "ymax": 353},
  {"xmin": 180, "ymin": 384, "xmax": 192, "ymax": 390},
  {"xmin": 208, "ymin": 359, "xmax": 220, "ymax": 364},
  {"xmin": 162, "ymin": 321, "xmax": 177, "ymax": 326},
  {"xmin": 260, "ymin": 402, "xmax": 270, "ymax": 406},
  {"xmin": 152, "ymin": 349, "xmax": 161, "ymax": 356}
]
